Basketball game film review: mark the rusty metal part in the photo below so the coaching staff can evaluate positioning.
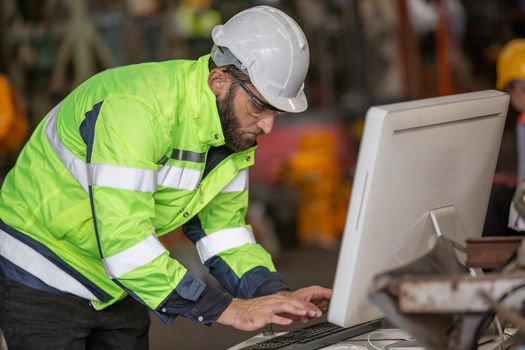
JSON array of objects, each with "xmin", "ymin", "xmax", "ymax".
[
  {"xmin": 398, "ymin": 273, "xmax": 525, "ymax": 313},
  {"xmin": 466, "ymin": 237, "xmax": 523, "ymax": 269}
]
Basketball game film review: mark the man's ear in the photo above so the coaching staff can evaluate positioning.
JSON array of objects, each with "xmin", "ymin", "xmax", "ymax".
[{"xmin": 208, "ymin": 68, "xmax": 229, "ymax": 97}]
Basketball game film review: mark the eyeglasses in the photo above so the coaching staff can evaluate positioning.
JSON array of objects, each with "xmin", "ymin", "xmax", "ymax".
[{"xmin": 229, "ymin": 74, "xmax": 283, "ymax": 119}]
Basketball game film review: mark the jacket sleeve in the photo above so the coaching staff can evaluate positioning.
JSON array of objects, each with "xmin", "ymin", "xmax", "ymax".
[
  {"xmin": 83, "ymin": 96, "xmax": 231, "ymax": 325},
  {"xmin": 183, "ymin": 168, "xmax": 290, "ymax": 298}
]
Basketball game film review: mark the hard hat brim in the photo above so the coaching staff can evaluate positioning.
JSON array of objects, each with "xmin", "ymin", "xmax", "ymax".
[{"xmin": 264, "ymin": 91, "xmax": 308, "ymax": 113}]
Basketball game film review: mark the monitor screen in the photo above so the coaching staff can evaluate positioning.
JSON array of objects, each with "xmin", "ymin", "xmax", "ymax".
[{"xmin": 328, "ymin": 90, "xmax": 509, "ymax": 327}]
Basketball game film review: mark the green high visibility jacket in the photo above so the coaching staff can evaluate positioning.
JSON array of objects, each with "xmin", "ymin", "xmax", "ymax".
[{"xmin": 0, "ymin": 55, "xmax": 288, "ymax": 325}]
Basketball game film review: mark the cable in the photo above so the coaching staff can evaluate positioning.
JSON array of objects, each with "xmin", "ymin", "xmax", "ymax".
[
  {"xmin": 367, "ymin": 332, "xmax": 384, "ymax": 350},
  {"xmin": 366, "ymin": 331, "xmax": 414, "ymax": 350},
  {"xmin": 472, "ymin": 281, "xmax": 525, "ymax": 349}
]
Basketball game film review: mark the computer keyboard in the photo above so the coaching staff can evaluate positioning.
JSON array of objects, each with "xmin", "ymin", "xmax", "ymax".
[{"xmin": 238, "ymin": 319, "xmax": 381, "ymax": 350}]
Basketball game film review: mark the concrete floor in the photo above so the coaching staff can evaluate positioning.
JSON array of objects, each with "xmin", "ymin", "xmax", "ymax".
[{"xmin": 148, "ymin": 245, "xmax": 340, "ymax": 350}]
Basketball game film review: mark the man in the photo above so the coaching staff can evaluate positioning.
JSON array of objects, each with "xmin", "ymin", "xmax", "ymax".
[
  {"xmin": 496, "ymin": 39, "xmax": 525, "ymax": 231},
  {"xmin": 0, "ymin": 5, "xmax": 331, "ymax": 349}
]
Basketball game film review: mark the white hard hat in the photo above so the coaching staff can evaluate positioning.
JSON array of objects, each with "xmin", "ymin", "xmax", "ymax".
[{"xmin": 211, "ymin": 5, "xmax": 309, "ymax": 113}]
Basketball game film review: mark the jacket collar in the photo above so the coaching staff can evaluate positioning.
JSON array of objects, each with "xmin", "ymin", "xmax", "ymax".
[{"xmin": 188, "ymin": 54, "xmax": 225, "ymax": 147}]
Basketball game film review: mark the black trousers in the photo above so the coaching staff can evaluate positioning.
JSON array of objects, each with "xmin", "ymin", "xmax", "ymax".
[{"xmin": 0, "ymin": 275, "xmax": 150, "ymax": 350}]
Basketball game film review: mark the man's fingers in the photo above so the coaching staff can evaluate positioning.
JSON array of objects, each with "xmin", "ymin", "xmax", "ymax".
[
  {"xmin": 307, "ymin": 308, "xmax": 322, "ymax": 318},
  {"xmin": 224, "ymin": 291, "xmax": 329, "ymax": 331},
  {"xmin": 301, "ymin": 286, "xmax": 333, "ymax": 300},
  {"xmin": 312, "ymin": 299, "xmax": 330, "ymax": 312},
  {"xmin": 270, "ymin": 300, "xmax": 309, "ymax": 316},
  {"xmin": 291, "ymin": 300, "xmax": 322, "ymax": 318},
  {"xmin": 269, "ymin": 314, "xmax": 294, "ymax": 326},
  {"xmin": 273, "ymin": 294, "xmax": 323, "ymax": 318},
  {"xmin": 268, "ymin": 298, "xmax": 324, "ymax": 319},
  {"xmin": 314, "ymin": 286, "xmax": 333, "ymax": 298}
]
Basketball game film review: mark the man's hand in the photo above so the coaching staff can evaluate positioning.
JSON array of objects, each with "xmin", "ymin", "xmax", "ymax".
[
  {"xmin": 277, "ymin": 285, "xmax": 332, "ymax": 323},
  {"xmin": 217, "ymin": 294, "xmax": 322, "ymax": 331}
]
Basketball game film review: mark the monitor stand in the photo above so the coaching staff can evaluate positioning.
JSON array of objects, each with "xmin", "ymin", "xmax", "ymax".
[
  {"xmin": 392, "ymin": 205, "xmax": 468, "ymax": 266},
  {"xmin": 429, "ymin": 205, "xmax": 468, "ymax": 264}
]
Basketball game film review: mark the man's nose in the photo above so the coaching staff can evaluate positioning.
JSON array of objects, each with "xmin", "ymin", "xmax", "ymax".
[{"xmin": 257, "ymin": 116, "xmax": 275, "ymax": 134}]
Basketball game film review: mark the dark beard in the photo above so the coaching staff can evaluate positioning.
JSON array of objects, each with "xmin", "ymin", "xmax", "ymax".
[{"xmin": 217, "ymin": 84, "xmax": 255, "ymax": 151}]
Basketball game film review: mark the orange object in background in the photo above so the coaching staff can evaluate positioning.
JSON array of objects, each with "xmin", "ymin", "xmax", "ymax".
[
  {"xmin": 286, "ymin": 131, "xmax": 350, "ymax": 249},
  {"xmin": 0, "ymin": 74, "xmax": 28, "ymax": 154}
]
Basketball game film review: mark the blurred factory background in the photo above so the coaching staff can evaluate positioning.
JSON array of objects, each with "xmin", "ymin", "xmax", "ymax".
[{"xmin": 1, "ymin": 0, "xmax": 525, "ymax": 349}]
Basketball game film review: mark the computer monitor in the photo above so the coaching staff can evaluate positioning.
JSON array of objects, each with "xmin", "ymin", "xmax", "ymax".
[{"xmin": 328, "ymin": 90, "xmax": 509, "ymax": 327}]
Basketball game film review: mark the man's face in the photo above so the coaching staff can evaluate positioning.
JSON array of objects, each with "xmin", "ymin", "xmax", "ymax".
[{"xmin": 216, "ymin": 73, "xmax": 281, "ymax": 151}]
